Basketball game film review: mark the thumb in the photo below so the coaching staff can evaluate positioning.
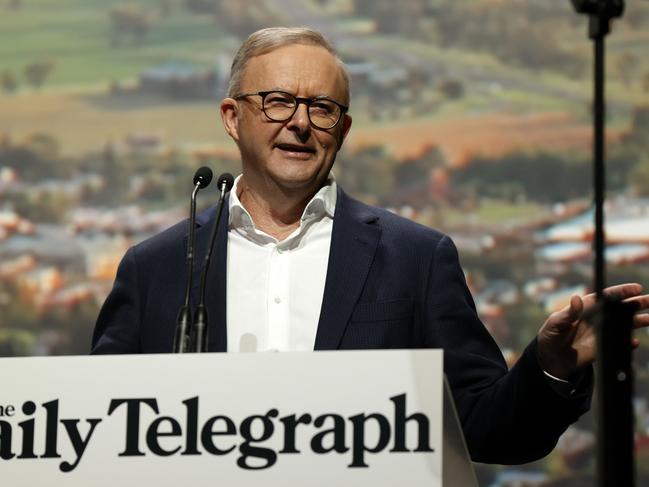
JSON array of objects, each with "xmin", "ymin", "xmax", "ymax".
[
  {"xmin": 539, "ymin": 295, "xmax": 585, "ymax": 349},
  {"xmin": 563, "ymin": 295, "xmax": 583, "ymax": 324}
]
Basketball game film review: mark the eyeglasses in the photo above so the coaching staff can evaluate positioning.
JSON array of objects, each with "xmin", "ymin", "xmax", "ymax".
[{"xmin": 233, "ymin": 90, "xmax": 348, "ymax": 130}]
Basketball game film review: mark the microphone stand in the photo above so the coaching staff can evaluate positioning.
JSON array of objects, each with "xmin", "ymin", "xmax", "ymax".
[
  {"xmin": 190, "ymin": 173, "xmax": 234, "ymax": 353},
  {"xmin": 172, "ymin": 182, "xmax": 200, "ymax": 353},
  {"xmin": 571, "ymin": 2, "xmax": 635, "ymax": 485},
  {"xmin": 173, "ymin": 167, "xmax": 212, "ymax": 353}
]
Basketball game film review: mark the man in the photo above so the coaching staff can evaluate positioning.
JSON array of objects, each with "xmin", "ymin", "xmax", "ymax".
[{"xmin": 92, "ymin": 27, "xmax": 649, "ymax": 464}]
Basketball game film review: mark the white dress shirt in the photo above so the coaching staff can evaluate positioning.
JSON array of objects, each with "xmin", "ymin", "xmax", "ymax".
[{"xmin": 226, "ymin": 175, "xmax": 336, "ymax": 353}]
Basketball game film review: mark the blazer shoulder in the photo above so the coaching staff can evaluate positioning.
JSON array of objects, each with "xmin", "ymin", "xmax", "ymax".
[
  {"xmin": 131, "ymin": 217, "xmax": 189, "ymax": 261},
  {"xmin": 340, "ymin": 190, "xmax": 449, "ymax": 246}
]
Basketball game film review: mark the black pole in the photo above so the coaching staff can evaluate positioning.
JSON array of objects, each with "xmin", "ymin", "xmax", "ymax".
[
  {"xmin": 571, "ymin": 2, "xmax": 634, "ymax": 486},
  {"xmin": 595, "ymin": 298, "xmax": 635, "ymax": 487},
  {"xmin": 590, "ymin": 12, "xmax": 635, "ymax": 487},
  {"xmin": 593, "ymin": 30, "xmax": 605, "ymax": 301}
]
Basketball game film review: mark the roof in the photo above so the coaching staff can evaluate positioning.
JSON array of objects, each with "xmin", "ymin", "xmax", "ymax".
[{"xmin": 141, "ymin": 61, "xmax": 209, "ymax": 82}]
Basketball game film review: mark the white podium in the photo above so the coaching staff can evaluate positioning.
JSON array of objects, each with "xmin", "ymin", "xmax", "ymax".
[{"xmin": 0, "ymin": 350, "xmax": 476, "ymax": 486}]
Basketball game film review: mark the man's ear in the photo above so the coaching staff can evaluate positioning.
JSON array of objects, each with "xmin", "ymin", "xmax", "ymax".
[
  {"xmin": 337, "ymin": 114, "xmax": 352, "ymax": 150},
  {"xmin": 220, "ymin": 98, "xmax": 240, "ymax": 142}
]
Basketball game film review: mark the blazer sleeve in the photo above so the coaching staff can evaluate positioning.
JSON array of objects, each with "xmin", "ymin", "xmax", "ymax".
[
  {"xmin": 91, "ymin": 246, "xmax": 142, "ymax": 354},
  {"xmin": 424, "ymin": 235, "xmax": 592, "ymax": 464}
]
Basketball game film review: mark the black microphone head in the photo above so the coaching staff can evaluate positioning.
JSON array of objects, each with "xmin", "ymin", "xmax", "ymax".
[
  {"xmin": 217, "ymin": 173, "xmax": 235, "ymax": 192},
  {"xmin": 193, "ymin": 166, "xmax": 213, "ymax": 189}
]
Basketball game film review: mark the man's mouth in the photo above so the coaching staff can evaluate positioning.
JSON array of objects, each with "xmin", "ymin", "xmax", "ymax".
[{"xmin": 274, "ymin": 143, "xmax": 316, "ymax": 155}]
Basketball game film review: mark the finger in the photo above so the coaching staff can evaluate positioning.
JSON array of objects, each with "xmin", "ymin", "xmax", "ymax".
[
  {"xmin": 632, "ymin": 338, "xmax": 641, "ymax": 349},
  {"xmin": 623, "ymin": 294, "xmax": 649, "ymax": 312},
  {"xmin": 559, "ymin": 295, "xmax": 583, "ymax": 324},
  {"xmin": 542, "ymin": 296, "xmax": 583, "ymax": 334},
  {"xmin": 603, "ymin": 283, "xmax": 643, "ymax": 301},
  {"xmin": 633, "ymin": 313, "xmax": 649, "ymax": 329},
  {"xmin": 581, "ymin": 283, "xmax": 644, "ymax": 308}
]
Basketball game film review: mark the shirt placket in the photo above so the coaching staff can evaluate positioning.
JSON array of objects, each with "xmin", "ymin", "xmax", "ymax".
[{"xmin": 266, "ymin": 244, "xmax": 290, "ymax": 351}]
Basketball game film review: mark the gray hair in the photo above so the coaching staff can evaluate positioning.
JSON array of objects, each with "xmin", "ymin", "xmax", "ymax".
[{"xmin": 227, "ymin": 27, "xmax": 350, "ymax": 103}]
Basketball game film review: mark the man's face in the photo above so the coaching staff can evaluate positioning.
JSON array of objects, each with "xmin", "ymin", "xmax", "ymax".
[{"xmin": 221, "ymin": 44, "xmax": 352, "ymax": 195}]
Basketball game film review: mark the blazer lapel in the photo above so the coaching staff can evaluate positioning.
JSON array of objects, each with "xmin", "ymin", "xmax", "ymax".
[
  {"xmin": 190, "ymin": 197, "xmax": 229, "ymax": 352},
  {"xmin": 314, "ymin": 189, "xmax": 381, "ymax": 350}
]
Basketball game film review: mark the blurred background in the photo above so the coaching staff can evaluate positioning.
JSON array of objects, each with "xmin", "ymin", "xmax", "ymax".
[{"xmin": 1, "ymin": 1, "xmax": 648, "ymax": 485}]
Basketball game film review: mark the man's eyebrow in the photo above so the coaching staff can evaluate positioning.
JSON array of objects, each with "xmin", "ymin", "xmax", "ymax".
[
  {"xmin": 261, "ymin": 87, "xmax": 295, "ymax": 94},
  {"xmin": 267, "ymin": 88, "xmax": 335, "ymax": 99}
]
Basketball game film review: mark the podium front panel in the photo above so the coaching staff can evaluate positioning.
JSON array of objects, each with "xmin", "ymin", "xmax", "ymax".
[{"xmin": 0, "ymin": 350, "xmax": 445, "ymax": 486}]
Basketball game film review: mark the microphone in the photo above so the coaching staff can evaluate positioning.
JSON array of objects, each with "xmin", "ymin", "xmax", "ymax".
[
  {"xmin": 190, "ymin": 173, "xmax": 234, "ymax": 353},
  {"xmin": 172, "ymin": 166, "xmax": 213, "ymax": 353},
  {"xmin": 193, "ymin": 166, "xmax": 213, "ymax": 188}
]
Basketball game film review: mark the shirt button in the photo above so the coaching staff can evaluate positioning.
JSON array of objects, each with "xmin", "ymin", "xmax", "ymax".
[
  {"xmin": 274, "ymin": 297, "xmax": 281, "ymax": 304},
  {"xmin": 277, "ymin": 247, "xmax": 283, "ymax": 254}
]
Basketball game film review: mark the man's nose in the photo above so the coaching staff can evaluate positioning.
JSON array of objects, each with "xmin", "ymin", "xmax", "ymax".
[{"xmin": 286, "ymin": 103, "xmax": 310, "ymax": 136}]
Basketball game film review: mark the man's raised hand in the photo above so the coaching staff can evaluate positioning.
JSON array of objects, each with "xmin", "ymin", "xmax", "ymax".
[{"xmin": 537, "ymin": 283, "xmax": 649, "ymax": 380}]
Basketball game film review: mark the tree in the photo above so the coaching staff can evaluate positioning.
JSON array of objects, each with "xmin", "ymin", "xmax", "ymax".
[
  {"xmin": 183, "ymin": 0, "xmax": 218, "ymax": 15},
  {"xmin": 438, "ymin": 79, "xmax": 465, "ymax": 100},
  {"xmin": 352, "ymin": 0, "xmax": 428, "ymax": 36},
  {"xmin": 434, "ymin": 3, "xmax": 584, "ymax": 76},
  {"xmin": 158, "ymin": 0, "xmax": 172, "ymax": 17},
  {"xmin": 352, "ymin": 0, "xmax": 380, "ymax": 17},
  {"xmin": 451, "ymin": 152, "xmax": 593, "ymax": 203},
  {"xmin": 0, "ymin": 70, "xmax": 18, "ymax": 93},
  {"xmin": 24, "ymin": 132, "xmax": 60, "ymax": 160},
  {"xmin": 622, "ymin": 105, "xmax": 649, "ymax": 150},
  {"xmin": 110, "ymin": 4, "xmax": 156, "ymax": 46},
  {"xmin": 624, "ymin": 2, "xmax": 649, "ymax": 29},
  {"xmin": 8, "ymin": 191, "xmax": 72, "ymax": 223},
  {"xmin": 0, "ymin": 133, "xmax": 67, "ymax": 181},
  {"xmin": 183, "ymin": 0, "xmax": 280, "ymax": 32},
  {"xmin": 631, "ymin": 106, "xmax": 649, "ymax": 133},
  {"xmin": 337, "ymin": 145, "xmax": 394, "ymax": 200},
  {"xmin": 23, "ymin": 60, "xmax": 54, "ymax": 89},
  {"xmin": 616, "ymin": 53, "xmax": 637, "ymax": 87},
  {"xmin": 218, "ymin": 0, "xmax": 282, "ymax": 34},
  {"xmin": 0, "ymin": 330, "xmax": 35, "ymax": 357},
  {"xmin": 629, "ymin": 156, "xmax": 649, "ymax": 197}
]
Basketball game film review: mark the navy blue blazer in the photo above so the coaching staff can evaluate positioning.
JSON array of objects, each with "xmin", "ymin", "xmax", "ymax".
[{"xmin": 92, "ymin": 188, "xmax": 590, "ymax": 464}]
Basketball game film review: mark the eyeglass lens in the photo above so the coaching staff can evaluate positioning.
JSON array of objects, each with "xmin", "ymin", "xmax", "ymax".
[{"xmin": 263, "ymin": 92, "xmax": 341, "ymax": 129}]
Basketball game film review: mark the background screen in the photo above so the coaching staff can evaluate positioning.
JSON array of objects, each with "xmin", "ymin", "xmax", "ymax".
[{"xmin": 1, "ymin": 1, "xmax": 648, "ymax": 484}]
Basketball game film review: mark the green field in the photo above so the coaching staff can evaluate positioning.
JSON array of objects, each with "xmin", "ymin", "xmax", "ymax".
[
  {"xmin": 1, "ymin": 0, "xmax": 648, "ymax": 98},
  {"xmin": 0, "ymin": 0, "xmax": 228, "ymax": 86},
  {"xmin": 441, "ymin": 199, "xmax": 546, "ymax": 228},
  {"xmin": 0, "ymin": 0, "xmax": 647, "ymax": 157}
]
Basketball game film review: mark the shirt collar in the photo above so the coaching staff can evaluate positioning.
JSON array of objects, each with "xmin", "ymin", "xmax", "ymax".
[{"xmin": 228, "ymin": 173, "xmax": 337, "ymax": 232}]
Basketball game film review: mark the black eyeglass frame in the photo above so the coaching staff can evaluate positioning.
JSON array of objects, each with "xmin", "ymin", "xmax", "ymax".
[{"xmin": 233, "ymin": 90, "xmax": 349, "ymax": 130}]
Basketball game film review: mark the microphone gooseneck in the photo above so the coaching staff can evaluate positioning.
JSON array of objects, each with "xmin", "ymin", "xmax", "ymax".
[
  {"xmin": 190, "ymin": 172, "xmax": 234, "ymax": 353},
  {"xmin": 172, "ymin": 166, "xmax": 213, "ymax": 353}
]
